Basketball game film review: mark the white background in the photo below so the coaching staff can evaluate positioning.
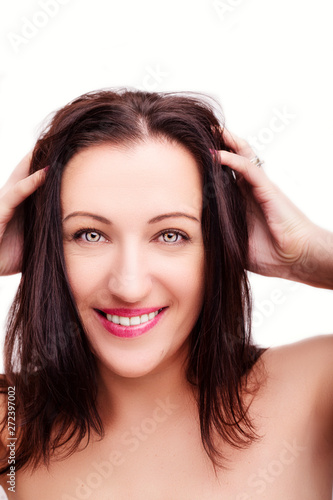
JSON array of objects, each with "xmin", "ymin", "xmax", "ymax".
[
  {"xmin": 0, "ymin": 1, "xmax": 332, "ymax": 498},
  {"xmin": 0, "ymin": 0, "xmax": 333, "ymax": 364}
]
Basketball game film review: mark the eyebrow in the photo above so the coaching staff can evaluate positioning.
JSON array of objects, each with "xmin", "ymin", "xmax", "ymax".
[{"xmin": 62, "ymin": 211, "xmax": 200, "ymax": 224}]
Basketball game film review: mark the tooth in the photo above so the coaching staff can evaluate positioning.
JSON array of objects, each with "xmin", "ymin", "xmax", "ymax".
[
  {"xmin": 130, "ymin": 316, "xmax": 141, "ymax": 326},
  {"xmin": 119, "ymin": 316, "xmax": 130, "ymax": 326},
  {"xmin": 104, "ymin": 311, "xmax": 162, "ymax": 326}
]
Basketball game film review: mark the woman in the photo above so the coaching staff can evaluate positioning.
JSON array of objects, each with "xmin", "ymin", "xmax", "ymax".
[{"xmin": 0, "ymin": 89, "xmax": 332, "ymax": 499}]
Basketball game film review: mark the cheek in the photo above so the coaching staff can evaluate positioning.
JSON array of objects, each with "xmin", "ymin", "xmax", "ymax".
[
  {"xmin": 64, "ymin": 253, "xmax": 106, "ymax": 307},
  {"xmin": 63, "ymin": 244, "xmax": 205, "ymax": 311},
  {"xmin": 163, "ymin": 251, "xmax": 205, "ymax": 309}
]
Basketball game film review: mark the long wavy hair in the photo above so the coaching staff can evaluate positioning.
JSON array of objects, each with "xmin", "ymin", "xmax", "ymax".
[{"xmin": 0, "ymin": 88, "xmax": 267, "ymax": 475}]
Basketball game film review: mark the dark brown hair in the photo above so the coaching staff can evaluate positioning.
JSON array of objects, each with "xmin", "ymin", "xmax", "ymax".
[{"xmin": 0, "ymin": 88, "xmax": 267, "ymax": 475}]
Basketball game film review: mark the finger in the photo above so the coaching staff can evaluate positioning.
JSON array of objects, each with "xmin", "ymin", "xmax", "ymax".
[
  {"xmin": 0, "ymin": 168, "xmax": 47, "ymax": 224},
  {"xmin": 222, "ymin": 129, "xmax": 257, "ymax": 161},
  {"xmin": 217, "ymin": 150, "xmax": 269, "ymax": 189}
]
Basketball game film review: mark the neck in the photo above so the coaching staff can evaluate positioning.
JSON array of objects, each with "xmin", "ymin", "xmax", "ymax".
[{"xmin": 95, "ymin": 343, "xmax": 197, "ymax": 431}]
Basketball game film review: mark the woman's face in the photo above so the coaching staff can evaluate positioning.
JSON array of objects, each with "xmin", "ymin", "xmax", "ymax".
[{"xmin": 61, "ymin": 138, "xmax": 205, "ymax": 379}]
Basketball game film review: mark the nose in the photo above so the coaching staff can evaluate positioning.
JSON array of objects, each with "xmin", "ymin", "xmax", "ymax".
[{"xmin": 107, "ymin": 242, "xmax": 153, "ymax": 303}]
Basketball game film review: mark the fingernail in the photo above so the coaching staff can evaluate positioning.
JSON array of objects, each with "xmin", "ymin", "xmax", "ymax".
[{"xmin": 44, "ymin": 166, "xmax": 50, "ymax": 172}]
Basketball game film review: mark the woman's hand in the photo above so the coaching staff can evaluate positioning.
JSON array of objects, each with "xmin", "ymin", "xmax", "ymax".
[
  {"xmin": 216, "ymin": 130, "xmax": 333, "ymax": 289},
  {"xmin": 0, "ymin": 153, "xmax": 47, "ymax": 276}
]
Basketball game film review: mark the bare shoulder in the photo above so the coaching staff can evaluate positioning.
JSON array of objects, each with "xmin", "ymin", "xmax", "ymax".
[
  {"xmin": 265, "ymin": 333, "xmax": 333, "ymax": 388},
  {"xmin": 265, "ymin": 332, "xmax": 333, "ymax": 366},
  {"xmin": 262, "ymin": 334, "xmax": 333, "ymax": 448}
]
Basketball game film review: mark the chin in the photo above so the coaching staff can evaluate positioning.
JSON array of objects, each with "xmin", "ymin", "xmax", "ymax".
[
  {"xmin": 96, "ymin": 354, "xmax": 169, "ymax": 380},
  {"xmin": 84, "ymin": 310, "xmax": 193, "ymax": 380}
]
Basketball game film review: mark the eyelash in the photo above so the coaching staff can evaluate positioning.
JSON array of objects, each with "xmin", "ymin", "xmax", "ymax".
[{"xmin": 71, "ymin": 227, "xmax": 191, "ymax": 245}]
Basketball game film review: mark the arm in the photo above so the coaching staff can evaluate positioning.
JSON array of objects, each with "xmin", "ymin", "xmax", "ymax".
[
  {"xmin": 218, "ymin": 134, "xmax": 333, "ymax": 455},
  {"xmin": 216, "ymin": 130, "xmax": 333, "ymax": 290},
  {"xmin": 291, "ymin": 226, "xmax": 333, "ymax": 289},
  {"xmin": 0, "ymin": 152, "xmax": 47, "ymax": 275}
]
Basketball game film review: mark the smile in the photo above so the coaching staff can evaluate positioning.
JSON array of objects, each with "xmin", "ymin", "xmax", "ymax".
[
  {"xmin": 105, "ymin": 309, "xmax": 161, "ymax": 326},
  {"xmin": 95, "ymin": 307, "xmax": 167, "ymax": 339}
]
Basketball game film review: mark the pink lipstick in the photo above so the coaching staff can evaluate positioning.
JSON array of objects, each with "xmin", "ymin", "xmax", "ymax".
[
  {"xmin": 94, "ymin": 307, "xmax": 167, "ymax": 339},
  {"xmin": 100, "ymin": 307, "xmax": 163, "ymax": 317}
]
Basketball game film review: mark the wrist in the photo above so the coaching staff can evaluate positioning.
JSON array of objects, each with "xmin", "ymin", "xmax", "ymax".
[{"xmin": 290, "ymin": 225, "xmax": 333, "ymax": 289}]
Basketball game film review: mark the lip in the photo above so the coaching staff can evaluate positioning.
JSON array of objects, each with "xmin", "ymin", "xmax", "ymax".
[
  {"xmin": 94, "ymin": 307, "xmax": 168, "ymax": 339},
  {"xmin": 99, "ymin": 307, "xmax": 165, "ymax": 317}
]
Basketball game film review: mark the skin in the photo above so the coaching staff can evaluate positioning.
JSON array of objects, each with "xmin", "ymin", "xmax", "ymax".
[
  {"xmin": 0, "ymin": 152, "xmax": 46, "ymax": 275},
  {"xmin": 0, "ymin": 133, "xmax": 332, "ymax": 499},
  {"xmin": 61, "ymin": 138, "xmax": 205, "ymax": 426}
]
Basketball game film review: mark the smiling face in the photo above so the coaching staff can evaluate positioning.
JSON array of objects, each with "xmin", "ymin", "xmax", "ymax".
[{"xmin": 61, "ymin": 138, "xmax": 205, "ymax": 379}]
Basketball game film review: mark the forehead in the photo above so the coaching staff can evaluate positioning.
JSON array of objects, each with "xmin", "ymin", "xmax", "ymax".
[{"xmin": 61, "ymin": 139, "xmax": 203, "ymax": 220}]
